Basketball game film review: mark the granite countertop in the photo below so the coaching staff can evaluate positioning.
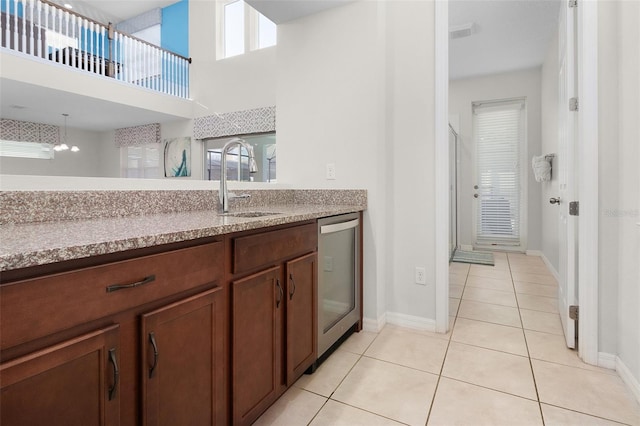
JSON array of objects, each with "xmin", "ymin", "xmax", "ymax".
[{"xmin": 0, "ymin": 203, "xmax": 363, "ymax": 272}]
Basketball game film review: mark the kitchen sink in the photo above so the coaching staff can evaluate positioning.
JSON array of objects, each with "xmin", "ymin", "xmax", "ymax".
[{"xmin": 222, "ymin": 211, "xmax": 281, "ymax": 218}]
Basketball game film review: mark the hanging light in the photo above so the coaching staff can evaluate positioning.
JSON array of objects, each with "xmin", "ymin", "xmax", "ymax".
[{"xmin": 54, "ymin": 113, "xmax": 79, "ymax": 152}]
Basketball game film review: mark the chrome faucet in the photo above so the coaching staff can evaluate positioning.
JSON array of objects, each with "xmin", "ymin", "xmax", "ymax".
[{"xmin": 219, "ymin": 138, "xmax": 258, "ymax": 213}]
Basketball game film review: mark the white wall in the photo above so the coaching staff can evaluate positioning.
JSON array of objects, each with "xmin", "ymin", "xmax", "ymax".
[
  {"xmin": 597, "ymin": 0, "xmax": 640, "ymax": 394},
  {"xmin": 189, "ymin": 0, "xmax": 277, "ymax": 116},
  {"xmin": 540, "ymin": 30, "xmax": 560, "ymax": 272},
  {"xmin": 449, "ymin": 68, "xmax": 543, "ymax": 251},
  {"xmin": 0, "ymin": 127, "xmax": 118, "ymax": 178},
  {"xmin": 277, "ymin": 0, "xmax": 437, "ymax": 326}
]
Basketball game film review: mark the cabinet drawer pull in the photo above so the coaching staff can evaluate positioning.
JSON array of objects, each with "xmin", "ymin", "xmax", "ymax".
[
  {"xmin": 106, "ymin": 274, "xmax": 156, "ymax": 293},
  {"xmin": 108, "ymin": 348, "xmax": 119, "ymax": 401},
  {"xmin": 276, "ymin": 279, "xmax": 283, "ymax": 308},
  {"xmin": 289, "ymin": 273, "xmax": 296, "ymax": 300},
  {"xmin": 149, "ymin": 332, "xmax": 159, "ymax": 379}
]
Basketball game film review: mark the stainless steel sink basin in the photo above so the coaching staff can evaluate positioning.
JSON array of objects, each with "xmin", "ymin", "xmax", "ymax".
[{"xmin": 222, "ymin": 212, "xmax": 280, "ymax": 218}]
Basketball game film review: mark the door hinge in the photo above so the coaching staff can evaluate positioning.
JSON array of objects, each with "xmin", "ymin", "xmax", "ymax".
[
  {"xmin": 569, "ymin": 0, "xmax": 577, "ymax": 8},
  {"xmin": 569, "ymin": 305, "xmax": 579, "ymax": 320},
  {"xmin": 569, "ymin": 201, "xmax": 579, "ymax": 216},
  {"xmin": 569, "ymin": 97, "xmax": 579, "ymax": 111}
]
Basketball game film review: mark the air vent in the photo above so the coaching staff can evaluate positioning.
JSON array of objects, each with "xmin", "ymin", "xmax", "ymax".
[{"xmin": 450, "ymin": 23, "xmax": 476, "ymax": 40}]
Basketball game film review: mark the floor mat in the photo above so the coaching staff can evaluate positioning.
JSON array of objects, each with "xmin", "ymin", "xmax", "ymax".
[{"xmin": 451, "ymin": 249, "xmax": 495, "ymax": 266}]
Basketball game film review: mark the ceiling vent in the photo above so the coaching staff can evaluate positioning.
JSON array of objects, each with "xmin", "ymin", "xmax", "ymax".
[{"xmin": 450, "ymin": 23, "xmax": 476, "ymax": 40}]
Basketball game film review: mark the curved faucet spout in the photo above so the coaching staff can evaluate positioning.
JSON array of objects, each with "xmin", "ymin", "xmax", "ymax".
[{"xmin": 219, "ymin": 138, "xmax": 258, "ymax": 213}]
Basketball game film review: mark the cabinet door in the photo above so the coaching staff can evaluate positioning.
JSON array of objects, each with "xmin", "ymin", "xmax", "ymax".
[
  {"xmin": 141, "ymin": 287, "xmax": 225, "ymax": 426},
  {"xmin": 286, "ymin": 253, "xmax": 317, "ymax": 386},
  {"xmin": 0, "ymin": 324, "xmax": 120, "ymax": 426},
  {"xmin": 232, "ymin": 266, "xmax": 283, "ymax": 425}
]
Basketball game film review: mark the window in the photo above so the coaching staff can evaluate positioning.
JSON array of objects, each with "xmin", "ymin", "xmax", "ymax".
[
  {"xmin": 204, "ymin": 134, "xmax": 276, "ymax": 182},
  {"xmin": 120, "ymin": 144, "xmax": 160, "ymax": 178},
  {"xmin": 473, "ymin": 98, "xmax": 526, "ymax": 247},
  {"xmin": 0, "ymin": 140, "xmax": 54, "ymax": 159},
  {"xmin": 217, "ymin": 0, "xmax": 277, "ymax": 59}
]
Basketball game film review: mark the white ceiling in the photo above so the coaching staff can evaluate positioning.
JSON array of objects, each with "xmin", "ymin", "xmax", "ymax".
[
  {"xmin": 245, "ymin": 0, "xmax": 354, "ymax": 24},
  {"xmin": 0, "ymin": 79, "xmax": 185, "ymax": 131},
  {"xmin": 449, "ymin": 0, "xmax": 561, "ymax": 80}
]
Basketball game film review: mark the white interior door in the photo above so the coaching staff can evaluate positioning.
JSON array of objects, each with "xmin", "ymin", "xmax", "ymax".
[{"xmin": 557, "ymin": 1, "xmax": 578, "ymax": 349}]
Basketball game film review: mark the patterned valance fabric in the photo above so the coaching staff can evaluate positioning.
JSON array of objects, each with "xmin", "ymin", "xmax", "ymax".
[
  {"xmin": 193, "ymin": 106, "xmax": 276, "ymax": 140},
  {"xmin": 0, "ymin": 118, "xmax": 59, "ymax": 144},
  {"xmin": 115, "ymin": 123, "xmax": 161, "ymax": 147}
]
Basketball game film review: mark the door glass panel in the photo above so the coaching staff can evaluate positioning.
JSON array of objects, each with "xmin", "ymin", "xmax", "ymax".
[{"xmin": 321, "ymin": 230, "xmax": 356, "ymax": 333}]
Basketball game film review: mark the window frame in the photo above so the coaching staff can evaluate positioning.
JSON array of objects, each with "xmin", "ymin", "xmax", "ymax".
[{"xmin": 216, "ymin": 0, "xmax": 276, "ymax": 60}]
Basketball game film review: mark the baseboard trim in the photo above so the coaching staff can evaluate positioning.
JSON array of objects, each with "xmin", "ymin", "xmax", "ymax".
[
  {"xmin": 459, "ymin": 244, "xmax": 473, "ymax": 251},
  {"xmin": 525, "ymin": 249, "xmax": 543, "ymax": 257},
  {"xmin": 616, "ymin": 356, "xmax": 640, "ymax": 405},
  {"xmin": 539, "ymin": 252, "xmax": 560, "ymax": 282},
  {"xmin": 386, "ymin": 312, "xmax": 436, "ymax": 332},
  {"xmin": 597, "ymin": 352, "xmax": 617, "ymax": 370},
  {"xmin": 363, "ymin": 313, "xmax": 386, "ymax": 333}
]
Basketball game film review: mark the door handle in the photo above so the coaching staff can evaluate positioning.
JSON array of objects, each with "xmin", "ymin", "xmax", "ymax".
[
  {"xmin": 474, "ymin": 194, "xmax": 479, "ymax": 198},
  {"xmin": 474, "ymin": 185, "xmax": 479, "ymax": 190},
  {"xmin": 549, "ymin": 197, "xmax": 561, "ymax": 205}
]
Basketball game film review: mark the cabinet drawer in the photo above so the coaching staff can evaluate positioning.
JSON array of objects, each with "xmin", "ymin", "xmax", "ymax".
[
  {"xmin": 232, "ymin": 223, "xmax": 317, "ymax": 274},
  {"xmin": 1, "ymin": 241, "xmax": 223, "ymax": 350}
]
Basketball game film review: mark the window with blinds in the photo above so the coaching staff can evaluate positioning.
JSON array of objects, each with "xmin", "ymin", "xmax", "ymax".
[{"xmin": 472, "ymin": 98, "xmax": 525, "ymax": 246}]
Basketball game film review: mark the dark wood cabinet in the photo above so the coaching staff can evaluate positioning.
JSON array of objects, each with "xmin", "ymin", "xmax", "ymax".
[
  {"xmin": 0, "ymin": 324, "xmax": 120, "ymax": 426},
  {"xmin": 285, "ymin": 253, "xmax": 317, "ymax": 386},
  {"xmin": 141, "ymin": 287, "xmax": 225, "ymax": 426},
  {"xmin": 230, "ymin": 223, "xmax": 318, "ymax": 425},
  {"xmin": 0, "ymin": 240, "xmax": 225, "ymax": 426},
  {"xmin": 232, "ymin": 267, "xmax": 284, "ymax": 424}
]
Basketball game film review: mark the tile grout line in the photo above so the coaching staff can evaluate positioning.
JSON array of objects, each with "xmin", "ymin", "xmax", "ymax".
[
  {"xmin": 507, "ymin": 253, "xmax": 546, "ymax": 426},
  {"xmin": 306, "ymin": 332, "xmax": 384, "ymax": 425},
  {"xmin": 425, "ymin": 263, "xmax": 471, "ymax": 424}
]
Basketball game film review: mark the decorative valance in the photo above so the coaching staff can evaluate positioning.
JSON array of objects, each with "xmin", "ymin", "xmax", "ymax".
[
  {"xmin": 0, "ymin": 118, "xmax": 59, "ymax": 144},
  {"xmin": 115, "ymin": 123, "xmax": 161, "ymax": 147},
  {"xmin": 193, "ymin": 106, "xmax": 276, "ymax": 140}
]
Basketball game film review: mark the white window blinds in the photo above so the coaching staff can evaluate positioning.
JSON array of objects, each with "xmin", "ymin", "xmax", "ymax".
[{"xmin": 473, "ymin": 98, "xmax": 525, "ymax": 246}]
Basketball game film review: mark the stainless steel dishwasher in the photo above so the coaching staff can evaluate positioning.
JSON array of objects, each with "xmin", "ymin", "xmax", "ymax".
[{"xmin": 316, "ymin": 212, "xmax": 361, "ymax": 360}]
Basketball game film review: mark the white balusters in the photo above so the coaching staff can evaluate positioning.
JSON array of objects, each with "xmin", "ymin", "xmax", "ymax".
[
  {"xmin": 35, "ymin": 0, "xmax": 41, "ymax": 57},
  {"xmin": 1, "ymin": 0, "xmax": 189, "ymax": 97},
  {"xmin": 27, "ymin": 0, "xmax": 33, "ymax": 55}
]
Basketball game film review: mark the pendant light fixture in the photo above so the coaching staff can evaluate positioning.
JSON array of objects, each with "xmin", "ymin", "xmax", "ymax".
[{"xmin": 54, "ymin": 113, "xmax": 79, "ymax": 152}]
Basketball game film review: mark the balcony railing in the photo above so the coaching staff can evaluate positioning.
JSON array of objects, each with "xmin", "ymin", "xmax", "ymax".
[{"xmin": 0, "ymin": 0, "xmax": 191, "ymax": 98}]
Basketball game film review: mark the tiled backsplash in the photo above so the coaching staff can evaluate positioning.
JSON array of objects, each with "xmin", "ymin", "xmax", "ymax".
[{"xmin": 0, "ymin": 189, "xmax": 367, "ymax": 225}]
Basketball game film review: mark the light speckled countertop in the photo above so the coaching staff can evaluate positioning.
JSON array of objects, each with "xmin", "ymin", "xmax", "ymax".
[{"xmin": 0, "ymin": 203, "xmax": 364, "ymax": 271}]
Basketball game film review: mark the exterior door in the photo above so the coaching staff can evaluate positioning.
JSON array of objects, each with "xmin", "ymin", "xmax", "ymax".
[
  {"xmin": 472, "ymin": 98, "xmax": 526, "ymax": 249},
  {"xmin": 557, "ymin": 0, "xmax": 579, "ymax": 349}
]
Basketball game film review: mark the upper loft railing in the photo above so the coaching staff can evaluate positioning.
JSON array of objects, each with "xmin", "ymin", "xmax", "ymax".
[{"xmin": 0, "ymin": 0, "xmax": 191, "ymax": 99}]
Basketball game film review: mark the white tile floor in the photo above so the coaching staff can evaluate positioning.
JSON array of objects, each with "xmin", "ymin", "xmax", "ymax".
[{"xmin": 255, "ymin": 252, "xmax": 640, "ymax": 426}]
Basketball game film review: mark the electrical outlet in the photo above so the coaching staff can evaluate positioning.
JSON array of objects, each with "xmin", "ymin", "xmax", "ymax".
[
  {"xmin": 326, "ymin": 163, "xmax": 336, "ymax": 180},
  {"xmin": 415, "ymin": 267, "xmax": 426, "ymax": 285}
]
